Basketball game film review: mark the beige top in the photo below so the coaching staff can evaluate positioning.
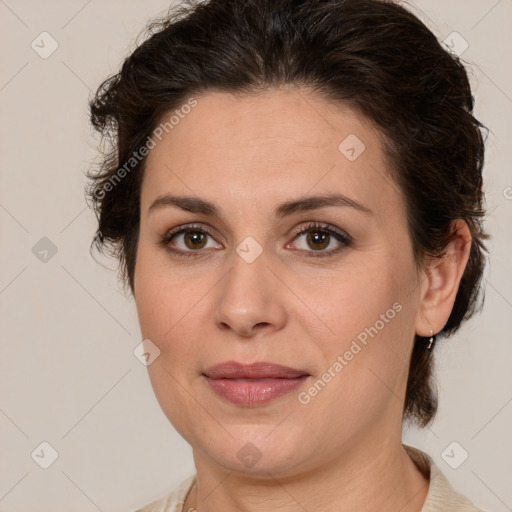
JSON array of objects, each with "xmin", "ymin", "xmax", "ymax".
[{"xmin": 135, "ymin": 445, "xmax": 487, "ymax": 512}]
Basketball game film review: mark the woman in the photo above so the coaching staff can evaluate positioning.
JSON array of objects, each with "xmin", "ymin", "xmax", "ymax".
[{"xmin": 87, "ymin": 0, "xmax": 490, "ymax": 510}]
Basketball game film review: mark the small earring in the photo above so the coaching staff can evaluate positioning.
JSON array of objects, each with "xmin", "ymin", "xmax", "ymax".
[{"xmin": 427, "ymin": 329, "xmax": 435, "ymax": 350}]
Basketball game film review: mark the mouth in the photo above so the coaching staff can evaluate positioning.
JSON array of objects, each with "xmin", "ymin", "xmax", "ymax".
[{"xmin": 202, "ymin": 361, "xmax": 310, "ymax": 406}]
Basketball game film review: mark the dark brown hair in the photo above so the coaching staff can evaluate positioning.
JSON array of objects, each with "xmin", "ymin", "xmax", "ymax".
[{"xmin": 86, "ymin": 0, "xmax": 490, "ymax": 426}]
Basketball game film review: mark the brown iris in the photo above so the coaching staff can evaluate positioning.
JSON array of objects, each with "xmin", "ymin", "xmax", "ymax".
[
  {"xmin": 307, "ymin": 230, "xmax": 329, "ymax": 250},
  {"xmin": 184, "ymin": 231, "xmax": 207, "ymax": 250}
]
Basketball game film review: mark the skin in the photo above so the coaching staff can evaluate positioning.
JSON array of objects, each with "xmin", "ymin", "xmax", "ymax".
[{"xmin": 133, "ymin": 86, "xmax": 472, "ymax": 512}]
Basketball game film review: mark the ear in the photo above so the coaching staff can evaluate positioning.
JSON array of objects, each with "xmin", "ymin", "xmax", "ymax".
[{"xmin": 415, "ymin": 219, "xmax": 472, "ymax": 337}]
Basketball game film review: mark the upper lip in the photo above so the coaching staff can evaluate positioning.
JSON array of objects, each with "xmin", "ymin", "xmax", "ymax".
[{"xmin": 203, "ymin": 361, "xmax": 309, "ymax": 379}]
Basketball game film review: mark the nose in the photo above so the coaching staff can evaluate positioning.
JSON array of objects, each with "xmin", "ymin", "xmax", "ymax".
[{"xmin": 211, "ymin": 249, "xmax": 287, "ymax": 338}]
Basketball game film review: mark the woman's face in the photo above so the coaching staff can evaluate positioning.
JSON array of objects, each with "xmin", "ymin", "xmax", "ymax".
[{"xmin": 134, "ymin": 87, "xmax": 427, "ymax": 476}]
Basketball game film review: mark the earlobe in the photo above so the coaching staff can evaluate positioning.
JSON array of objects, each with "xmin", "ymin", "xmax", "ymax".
[{"xmin": 415, "ymin": 220, "xmax": 472, "ymax": 337}]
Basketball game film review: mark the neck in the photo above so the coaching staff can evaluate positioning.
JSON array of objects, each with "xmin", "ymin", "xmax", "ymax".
[{"xmin": 183, "ymin": 435, "xmax": 429, "ymax": 512}]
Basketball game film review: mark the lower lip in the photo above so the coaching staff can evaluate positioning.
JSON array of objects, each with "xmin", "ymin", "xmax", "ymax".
[{"xmin": 204, "ymin": 376, "xmax": 309, "ymax": 406}]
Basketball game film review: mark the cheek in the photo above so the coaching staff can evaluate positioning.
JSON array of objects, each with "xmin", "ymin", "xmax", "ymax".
[
  {"xmin": 302, "ymin": 295, "xmax": 415, "ymax": 439},
  {"xmin": 308, "ymin": 258, "xmax": 417, "ymax": 393},
  {"xmin": 134, "ymin": 242, "xmax": 211, "ymax": 363},
  {"xmin": 134, "ymin": 254, "xmax": 166, "ymax": 340},
  {"xmin": 134, "ymin": 242, "xmax": 179, "ymax": 354},
  {"xmin": 305, "ymin": 259, "xmax": 401, "ymax": 338},
  {"xmin": 134, "ymin": 236, "xmax": 182, "ymax": 328},
  {"xmin": 134, "ymin": 248, "xmax": 208, "ymax": 435}
]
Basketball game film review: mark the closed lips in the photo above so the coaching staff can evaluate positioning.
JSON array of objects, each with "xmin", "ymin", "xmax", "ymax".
[
  {"xmin": 203, "ymin": 361, "xmax": 310, "ymax": 406},
  {"xmin": 203, "ymin": 361, "xmax": 310, "ymax": 379}
]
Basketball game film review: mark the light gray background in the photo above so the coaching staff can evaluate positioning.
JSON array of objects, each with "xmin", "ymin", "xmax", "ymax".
[{"xmin": 0, "ymin": 1, "xmax": 511, "ymax": 511}]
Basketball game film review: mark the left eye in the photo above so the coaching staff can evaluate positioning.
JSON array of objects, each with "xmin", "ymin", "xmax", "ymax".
[{"xmin": 287, "ymin": 223, "xmax": 351, "ymax": 256}]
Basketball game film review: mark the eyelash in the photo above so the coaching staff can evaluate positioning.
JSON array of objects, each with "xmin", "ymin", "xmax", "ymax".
[{"xmin": 159, "ymin": 222, "xmax": 352, "ymax": 259}]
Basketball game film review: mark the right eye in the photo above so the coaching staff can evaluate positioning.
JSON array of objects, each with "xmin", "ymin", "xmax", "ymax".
[{"xmin": 159, "ymin": 224, "xmax": 223, "ymax": 258}]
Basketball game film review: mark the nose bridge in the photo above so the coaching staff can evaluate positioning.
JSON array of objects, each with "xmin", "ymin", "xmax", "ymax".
[
  {"xmin": 222, "ymin": 241, "xmax": 272, "ymax": 311},
  {"xmin": 211, "ymin": 240, "xmax": 287, "ymax": 335}
]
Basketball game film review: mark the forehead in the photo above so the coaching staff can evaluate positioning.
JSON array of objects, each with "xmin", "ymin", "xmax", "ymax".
[
  {"xmin": 151, "ymin": 87, "xmax": 381, "ymax": 151},
  {"xmin": 140, "ymin": 87, "xmax": 402, "ymax": 218}
]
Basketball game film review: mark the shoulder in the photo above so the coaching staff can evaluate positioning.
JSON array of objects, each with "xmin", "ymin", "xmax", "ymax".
[
  {"xmin": 133, "ymin": 474, "xmax": 196, "ymax": 512},
  {"xmin": 404, "ymin": 444, "xmax": 487, "ymax": 512}
]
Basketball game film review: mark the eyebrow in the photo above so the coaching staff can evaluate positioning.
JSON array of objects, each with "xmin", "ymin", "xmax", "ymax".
[{"xmin": 147, "ymin": 193, "xmax": 373, "ymax": 218}]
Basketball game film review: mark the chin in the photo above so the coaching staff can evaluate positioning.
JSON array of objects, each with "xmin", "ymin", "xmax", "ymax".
[{"xmin": 192, "ymin": 426, "xmax": 312, "ymax": 477}]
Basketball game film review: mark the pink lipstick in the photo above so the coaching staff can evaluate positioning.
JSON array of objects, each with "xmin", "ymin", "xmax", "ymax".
[{"xmin": 202, "ymin": 361, "xmax": 309, "ymax": 406}]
